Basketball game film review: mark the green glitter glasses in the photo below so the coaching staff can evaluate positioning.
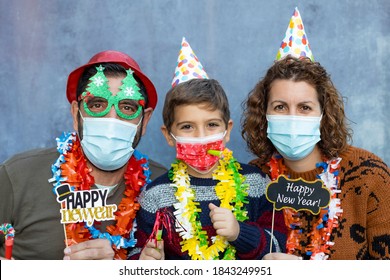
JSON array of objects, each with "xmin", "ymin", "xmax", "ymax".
[{"xmin": 79, "ymin": 65, "xmax": 145, "ymax": 120}]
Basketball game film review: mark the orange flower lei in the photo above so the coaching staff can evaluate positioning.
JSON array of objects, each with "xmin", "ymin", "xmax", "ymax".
[
  {"xmin": 50, "ymin": 132, "xmax": 150, "ymax": 259},
  {"xmin": 267, "ymin": 154, "xmax": 343, "ymax": 260}
]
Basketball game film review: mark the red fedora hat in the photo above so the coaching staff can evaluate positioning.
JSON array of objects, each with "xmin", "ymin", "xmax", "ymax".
[{"xmin": 66, "ymin": 50, "xmax": 157, "ymax": 109}]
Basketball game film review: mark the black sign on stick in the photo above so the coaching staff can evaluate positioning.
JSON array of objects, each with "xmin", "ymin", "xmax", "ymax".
[{"xmin": 266, "ymin": 175, "xmax": 331, "ymax": 215}]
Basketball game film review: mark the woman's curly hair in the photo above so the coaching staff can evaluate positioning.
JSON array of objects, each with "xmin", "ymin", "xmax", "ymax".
[{"xmin": 241, "ymin": 55, "xmax": 353, "ymax": 165}]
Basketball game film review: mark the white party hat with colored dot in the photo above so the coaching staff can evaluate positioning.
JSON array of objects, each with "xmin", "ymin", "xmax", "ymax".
[
  {"xmin": 276, "ymin": 7, "xmax": 314, "ymax": 61},
  {"xmin": 171, "ymin": 37, "xmax": 209, "ymax": 87}
]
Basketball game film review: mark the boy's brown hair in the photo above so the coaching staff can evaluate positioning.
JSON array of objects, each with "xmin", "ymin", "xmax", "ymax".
[{"xmin": 162, "ymin": 78, "xmax": 231, "ymax": 132}]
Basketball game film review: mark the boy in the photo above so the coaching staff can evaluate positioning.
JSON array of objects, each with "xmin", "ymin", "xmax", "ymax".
[{"xmin": 129, "ymin": 38, "xmax": 286, "ymax": 260}]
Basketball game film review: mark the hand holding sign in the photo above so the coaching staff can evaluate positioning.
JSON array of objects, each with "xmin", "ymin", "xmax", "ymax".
[{"xmin": 265, "ymin": 175, "xmax": 331, "ymax": 254}]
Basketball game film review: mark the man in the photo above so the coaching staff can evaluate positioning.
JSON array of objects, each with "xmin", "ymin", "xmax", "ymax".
[{"xmin": 0, "ymin": 50, "xmax": 167, "ymax": 259}]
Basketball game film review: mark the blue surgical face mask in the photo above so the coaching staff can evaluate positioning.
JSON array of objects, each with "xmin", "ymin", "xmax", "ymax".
[
  {"xmin": 80, "ymin": 115, "xmax": 142, "ymax": 171},
  {"xmin": 266, "ymin": 114, "xmax": 322, "ymax": 161}
]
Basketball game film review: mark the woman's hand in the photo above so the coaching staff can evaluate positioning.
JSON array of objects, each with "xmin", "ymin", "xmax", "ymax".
[{"xmin": 262, "ymin": 252, "xmax": 302, "ymax": 260}]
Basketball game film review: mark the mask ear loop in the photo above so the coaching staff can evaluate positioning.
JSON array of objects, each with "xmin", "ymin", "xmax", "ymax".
[
  {"xmin": 135, "ymin": 116, "xmax": 144, "ymax": 127},
  {"xmin": 76, "ymin": 110, "xmax": 85, "ymax": 139},
  {"xmin": 130, "ymin": 115, "xmax": 144, "ymax": 149},
  {"xmin": 78, "ymin": 109, "xmax": 85, "ymax": 121},
  {"xmin": 170, "ymin": 133, "xmax": 177, "ymax": 141}
]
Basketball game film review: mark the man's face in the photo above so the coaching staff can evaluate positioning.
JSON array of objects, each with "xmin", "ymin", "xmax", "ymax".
[
  {"xmin": 71, "ymin": 75, "xmax": 153, "ymax": 149},
  {"xmin": 80, "ymin": 67, "xmax": 145, "ymax": 120}
]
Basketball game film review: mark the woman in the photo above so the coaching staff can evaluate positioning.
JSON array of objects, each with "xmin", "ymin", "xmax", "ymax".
[{"xmin": 241, "ymin": 55, "xmax": 390, "ymax": 260}]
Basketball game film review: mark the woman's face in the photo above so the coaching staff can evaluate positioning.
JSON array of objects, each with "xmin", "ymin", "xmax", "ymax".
[{"xmin": 266, "ymin": 79, "xmax": 322, "ymax": 117}]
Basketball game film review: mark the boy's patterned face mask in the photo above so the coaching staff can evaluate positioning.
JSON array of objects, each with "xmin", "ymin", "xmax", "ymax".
[
  {"xmin": 79, "ymin": 65, "xmax": 145, "ymax": 120},
  {"xmin": 171, "ymin": 131, "xmax": 226, "ymax": 174}
]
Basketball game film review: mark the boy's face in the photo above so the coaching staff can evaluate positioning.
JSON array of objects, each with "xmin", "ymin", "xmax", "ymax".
[
  {"xmin": 169, "ymin": 103, "xmax": 230, "ymax": 138},
  {"xmin": 161, "ymin": 103, "xmax": 233, "ymax": 178}
]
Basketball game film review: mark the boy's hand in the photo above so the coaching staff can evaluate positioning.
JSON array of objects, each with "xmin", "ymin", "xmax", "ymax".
[
  {"xmin": 140, "ymin": 240, "xmax": 165, "ymax": 260},
  {"xmin": 209, "ymin": 203, "xmax": 240, "ymax": 241},
  {"xmin": 63, "ymin": 239, "xmax": 114, "ymax": 260}
]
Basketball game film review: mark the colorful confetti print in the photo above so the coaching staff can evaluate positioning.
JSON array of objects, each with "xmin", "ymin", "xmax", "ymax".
[
  {"xmin": 171, "ymin": 37, "xmax": 209, "ymax": 87},
  {"xmin": 276, "ymin": 7, "xmax": 314, "ymax": 61}
]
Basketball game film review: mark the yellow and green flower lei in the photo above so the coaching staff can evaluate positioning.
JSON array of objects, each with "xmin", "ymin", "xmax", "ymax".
[{"xmin": 169, "ymin": 148, "xmax": 249, "ymax": 260}]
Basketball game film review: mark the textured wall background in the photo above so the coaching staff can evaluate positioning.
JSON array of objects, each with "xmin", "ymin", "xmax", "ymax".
[{"xmin": 1, "ymin": 0, "xmax": 389, "ymax": 169}]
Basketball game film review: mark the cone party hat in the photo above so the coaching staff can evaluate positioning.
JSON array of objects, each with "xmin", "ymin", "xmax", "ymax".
[
  {"xmin": 171, "ymin": 37, "xmax": 209, "ymax": 87},
  {"xmin": 276, "ymin": 7, "xmax": 314, "ymax": 61}
]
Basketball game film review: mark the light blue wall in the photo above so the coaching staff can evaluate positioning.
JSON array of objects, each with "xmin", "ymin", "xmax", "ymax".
[{"xmin": 1, "ymin": 0, "xmax": 389, "ymax": 168}]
